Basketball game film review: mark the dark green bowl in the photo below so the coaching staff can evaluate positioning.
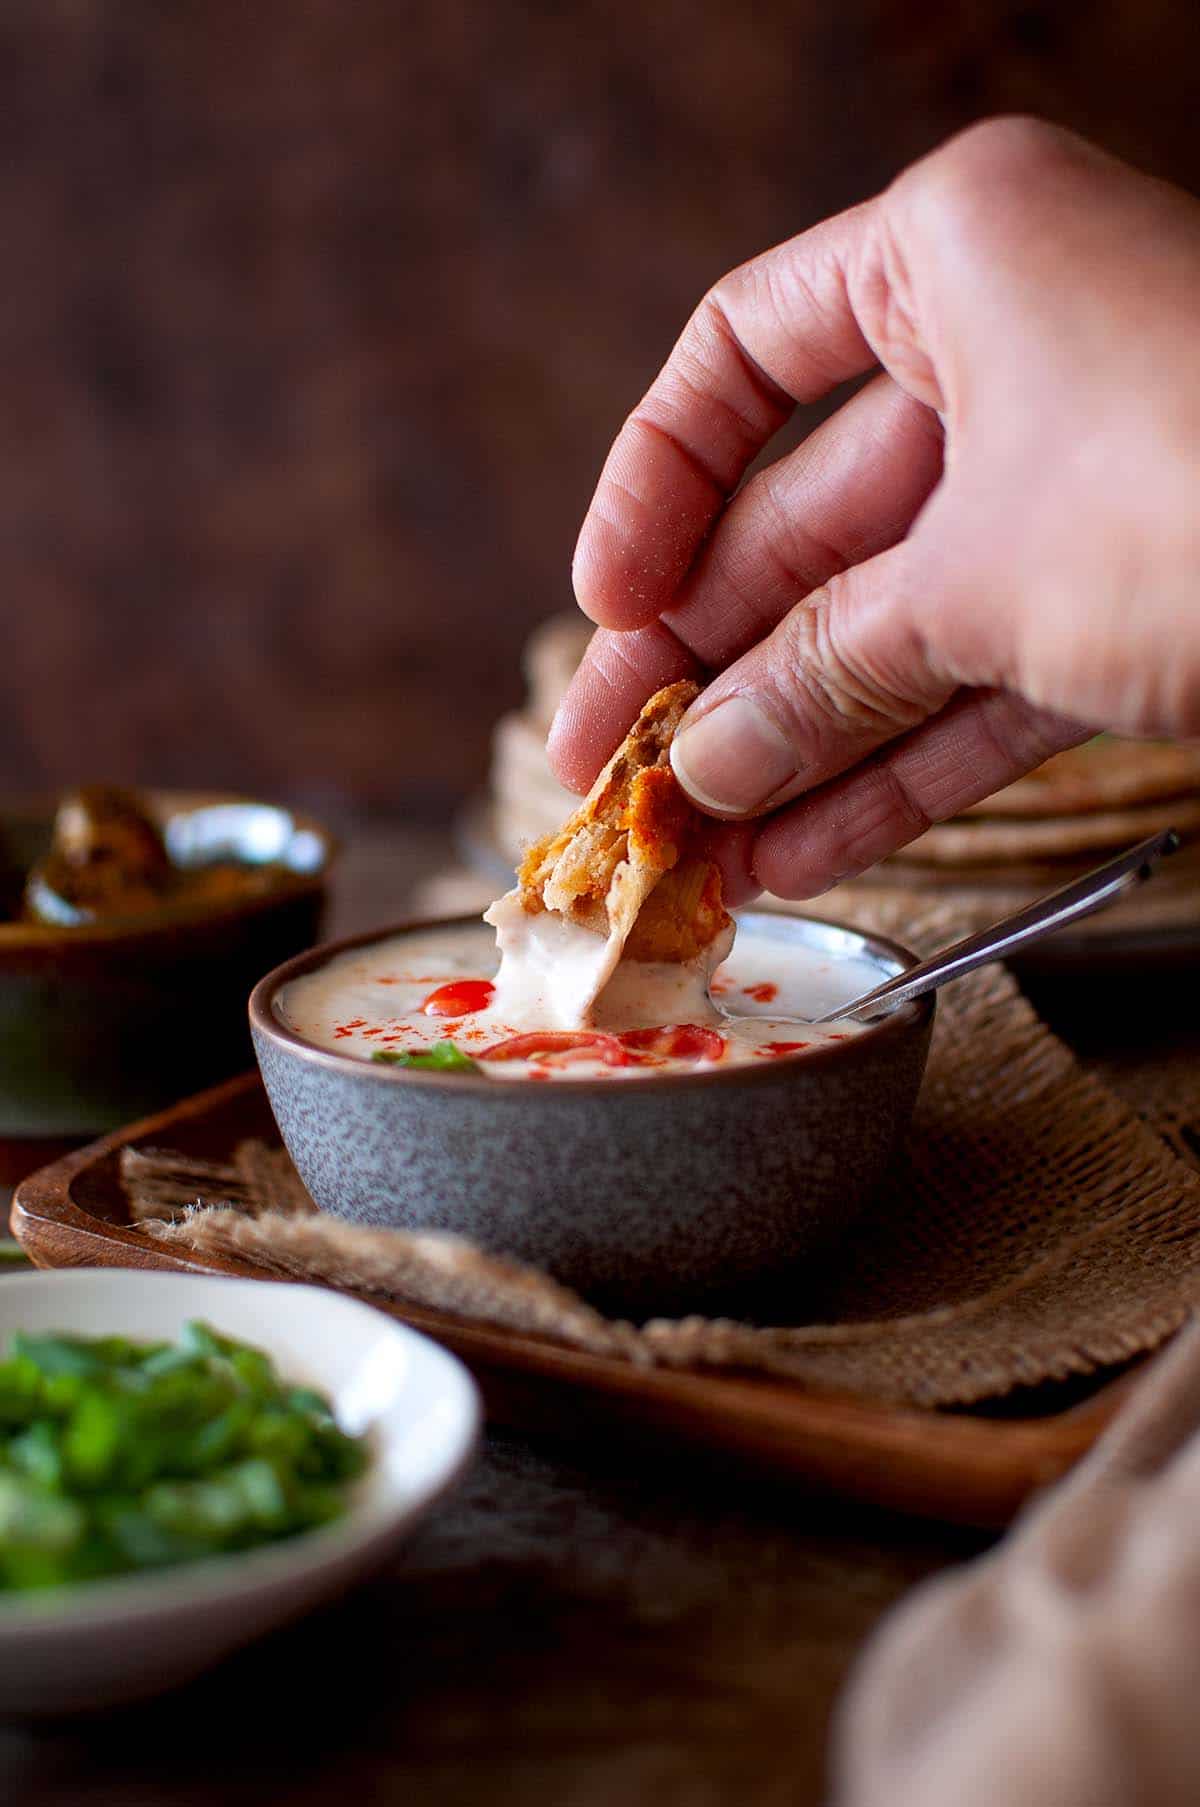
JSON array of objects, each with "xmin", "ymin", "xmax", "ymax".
[{"xmin": 0, "ymin": 792, "xmax": 335, "ymax": 1136}]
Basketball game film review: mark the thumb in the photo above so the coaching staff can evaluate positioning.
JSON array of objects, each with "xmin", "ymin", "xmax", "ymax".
[{"xmin": 669, "ymin": 543, "xmax": 953, "ymax": 817}]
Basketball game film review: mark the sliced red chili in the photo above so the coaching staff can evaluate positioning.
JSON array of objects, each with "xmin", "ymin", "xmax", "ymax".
[
  {"xmin": 618, "ymin": 1024, "xmax": 727, "ymax": 1061},
  {"xmin": 422, "ymin": 979, "xmax": 496, "ymax": 1018},
  {"xmin": 479, "ymin": 1030, "xmax": 634, "ymax": 1068}
]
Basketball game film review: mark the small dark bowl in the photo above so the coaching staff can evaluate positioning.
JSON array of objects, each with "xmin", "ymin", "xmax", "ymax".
[
  {"xmin": 0, "ymin": 792, "xmax": 334, "ymax": 1137},
  {"xmin": 250, "ymin": 911, "xmax": 933, "ymax": 1316}
]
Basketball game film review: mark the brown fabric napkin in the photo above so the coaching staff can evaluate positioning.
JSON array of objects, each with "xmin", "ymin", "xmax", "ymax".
[
  {"xmin": 119, "ymin": 896, "xmax": 1200, "ymax": 1410},
  {"xmin": 834, "ymin": 1311, "xmax": 1200, "ymax": 1807}
]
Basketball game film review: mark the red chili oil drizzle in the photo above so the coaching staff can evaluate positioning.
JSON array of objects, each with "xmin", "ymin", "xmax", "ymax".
[
  {"xmin": 618, "ymin": 1025, "xmax": 726, "ymax": 1061},
  {"xmin": 759, "ymin": 1040, "xmax": 810, "ymax": 1056},
  {"xmin": 741, "ymin": 982, "xmax": 779, "ymax": 1004},
  {"xmin": 422, "ymin": 979, "xmax": 496, "ymax": 1018},
  {"xmin": 479, "ymin": 1025, "xmax": 728, "ymax": 1069},
  {"xmin": 479, "ymin": 1031, "xmax": 635, "ymax": 1068}
]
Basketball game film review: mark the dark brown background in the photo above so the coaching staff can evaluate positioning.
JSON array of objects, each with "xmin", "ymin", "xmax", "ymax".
[{"xmin": 4, "ymin": 0, "xmax": 1199, "ymax": 825}]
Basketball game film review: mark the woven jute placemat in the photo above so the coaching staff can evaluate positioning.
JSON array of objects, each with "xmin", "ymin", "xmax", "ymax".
[{"xmin": 120, "ymin": 896, "xmax": 1200, "ymax": 1409}]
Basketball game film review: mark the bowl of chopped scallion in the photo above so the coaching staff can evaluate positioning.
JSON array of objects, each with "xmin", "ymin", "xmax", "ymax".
[{"xmin": 0, "ymin": 1270, "xmax": 479, "ymax": 1714}]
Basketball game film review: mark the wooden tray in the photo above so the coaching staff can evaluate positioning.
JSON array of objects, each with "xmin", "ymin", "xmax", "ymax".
[{"xmin": 10, "ymin": 1073, "xmax": 1139, "ymax": 1528}]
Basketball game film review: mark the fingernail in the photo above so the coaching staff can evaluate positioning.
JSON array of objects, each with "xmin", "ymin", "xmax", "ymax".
[{"xmin": 670, "ymin": 697, "xmax": 797, "ymax": 815}]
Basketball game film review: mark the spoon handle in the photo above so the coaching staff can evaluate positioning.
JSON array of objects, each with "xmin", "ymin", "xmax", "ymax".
[{"xmin": 816, "ymin": 827, "xmax": 1181, "ymax": 1024}]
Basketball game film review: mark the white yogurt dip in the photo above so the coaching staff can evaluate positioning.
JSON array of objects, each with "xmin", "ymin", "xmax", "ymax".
[
  {"xmin": 277, "ymin": 916, "xmax": 893, "ymax": 1081},
  {"xmin": 483, "ymin": 891, "xmax": 735, "ymax": 1032}
]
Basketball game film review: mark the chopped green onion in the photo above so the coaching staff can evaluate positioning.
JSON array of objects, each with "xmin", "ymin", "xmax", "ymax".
[{"xmin": 0, "ymin": 1321, "xmax": 368, "ymax": 1593}]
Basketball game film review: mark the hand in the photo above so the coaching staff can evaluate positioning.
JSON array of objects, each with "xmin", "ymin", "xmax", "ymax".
[{"xmin": 548, "ymin": 118, "xmax": 1200, "ymax": 902}]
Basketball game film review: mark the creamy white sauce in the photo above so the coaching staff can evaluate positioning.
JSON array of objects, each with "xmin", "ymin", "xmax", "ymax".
[
  {"xmin": 278, "ymin": 917, "xmax": 892, "ymax": 1081},
  {"xmin": 483, "ymin": 890, "xmax": 734, "ymax": 1031},
  {"xmin": 483, "ymin": 893, "xmax": 620, "ymax": 1030}
]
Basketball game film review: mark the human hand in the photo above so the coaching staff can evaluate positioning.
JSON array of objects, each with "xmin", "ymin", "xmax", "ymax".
[{"xmin": 548, "ymin": 118, "xmax": 1200, "ymax": 901}]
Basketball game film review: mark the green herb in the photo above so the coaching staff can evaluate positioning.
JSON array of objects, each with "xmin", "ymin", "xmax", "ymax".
[
  {"xmin": 0, "ymin": 1243, "xmax": 31, "ymax": 1270},
  {"xmin": 0, "ymin": 1322, "xmax": 368, "ymax": 1593},
  {"xmin": 372, "ymin": 1040, "xmax": 478, "ymax": 1073}
]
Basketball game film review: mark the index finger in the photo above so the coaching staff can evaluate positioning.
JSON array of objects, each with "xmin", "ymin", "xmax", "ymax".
[
  {"xmin": 572, "ymin": 200, "xmax": 882, "ymax": 632},
  {"xmin": 550, "ymin": 372, "xmax": 941, "ymax": 795}
]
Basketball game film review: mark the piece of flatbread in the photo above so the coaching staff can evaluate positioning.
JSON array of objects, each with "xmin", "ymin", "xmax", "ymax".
[
  {"xmin": 963, "ymin": 739, "xmax": 1200, "ymax": 819},
  {"xmin": 891, "ymin": 795, "xmax": 1200, "ymax": 867},
  {"xmin": 484, "ymin": 682, "xmax": 733, "ymax": 1024},
  {"xmin": 512, "ymin": 680, "xmax": 730, "ymax": 956}
]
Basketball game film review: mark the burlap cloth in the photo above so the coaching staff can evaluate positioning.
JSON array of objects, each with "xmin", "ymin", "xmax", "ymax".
[{"xmin": 117, "ymin": 888, "xmax": 1200, "ymax": 1411}]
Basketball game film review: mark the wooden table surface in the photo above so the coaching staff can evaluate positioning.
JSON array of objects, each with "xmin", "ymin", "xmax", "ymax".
[
  {"xmin": 2, "ymin": 1430, "xmax": 987, "ymax": 1806},
  {"xmin": 2, "ymin": 822, "xmax": 1193, "ymax": 1807}
]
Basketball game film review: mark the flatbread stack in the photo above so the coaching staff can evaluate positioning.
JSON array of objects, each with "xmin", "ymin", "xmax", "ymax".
[
  {"xmin": 891, "ymin": 740, "xmax": 1200, "ymax": 869},
  {"xmin": 484, "ymin": 613, "xmax": 1200, "ymax": 954}
]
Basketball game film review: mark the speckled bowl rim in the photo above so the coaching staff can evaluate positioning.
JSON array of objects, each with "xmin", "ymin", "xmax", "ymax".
[
  {"xmin": 0, "ymin": 790, "xmax": 337, "ymax": 949},
  {"xmin": 249, "ymin": 911, "xmax": 934, "ymax": 1099}
]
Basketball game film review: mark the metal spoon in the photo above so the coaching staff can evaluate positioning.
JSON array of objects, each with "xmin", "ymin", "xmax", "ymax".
[{"xmin": 813, "ymin": 827, "xmax": 1180, "ymax": 1024}]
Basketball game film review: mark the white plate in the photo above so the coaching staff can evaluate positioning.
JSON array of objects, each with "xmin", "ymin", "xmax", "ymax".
[{"xmin": 0, "ymin": 1270, "xmax": 480, "ymax": 1715}]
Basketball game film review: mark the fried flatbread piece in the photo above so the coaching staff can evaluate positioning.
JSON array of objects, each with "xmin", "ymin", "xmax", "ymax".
[{"xmin": 487, "ymin": 680, "xmax": 732, "ymax": 971}]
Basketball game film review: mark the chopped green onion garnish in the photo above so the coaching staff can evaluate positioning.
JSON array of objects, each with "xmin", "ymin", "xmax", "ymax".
[{"xmin": 0, "ymin": 1321, "xmax": 367, "ymax": 1593}]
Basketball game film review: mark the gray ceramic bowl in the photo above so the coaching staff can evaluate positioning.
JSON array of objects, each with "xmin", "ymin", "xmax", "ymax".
[
  {"xmin": 0, "ymin": 791, "xmax": 334, "ymax": 1139},
  {"xmin": 250, "ymin": 911, "xmax": 933, "ymax": 1316}
]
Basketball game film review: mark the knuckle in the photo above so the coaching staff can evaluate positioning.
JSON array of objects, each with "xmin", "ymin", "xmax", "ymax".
[
  {"xmin": 667, "ymin": 348, "xmax": 761, "ymax": 468},
  {"xmin": 756, "ymin": 762, "xmax": 933, "ymax": 901},
  {"xmin": 833, "ymin": 768, "xmax": 932, "ymax": 875},
  {"xmin": 689, "ymin": 282, "xmax": 768, "ymax": 411},
  {"xmin": 764, "ymin": 580, "xmax": 931, "ymax": 742},
  {"xmin": 753, "ymin": 468, "xmax": 849, "ymax": 589},
  {"xmin": 927, "ymin": 115, "xmax": 1077, "ymax": 200},
  {"xmin": 647, "ymin": 285, "xmax": 792, "ymax": 490},
  {"xmin": 767, "ymin": 603, "xmax": 882, "ymax": 741},
  {"xmin": 894, "ymin": 115, "xmax": 1085, "ymax": 257},
  {"xmin": 716, "ymin": 249, "xmax": 848, "ymax": 393},
  {"xmin": 761, "ymin": 254, "xmax": 849, "ymax": 391}
]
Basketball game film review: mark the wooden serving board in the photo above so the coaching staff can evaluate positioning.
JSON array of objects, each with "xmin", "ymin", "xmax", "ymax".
[{"xmin": 10, "ymin": 1073, "xmax": 1138, "ymax": 1528}]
